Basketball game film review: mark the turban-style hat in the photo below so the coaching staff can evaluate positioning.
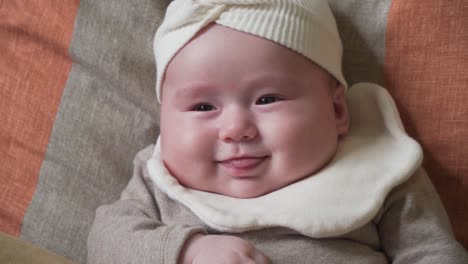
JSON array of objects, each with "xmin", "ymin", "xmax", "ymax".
[{"xmin": 154, "ymin": 0, "xmax": 346, "ymax": 102}]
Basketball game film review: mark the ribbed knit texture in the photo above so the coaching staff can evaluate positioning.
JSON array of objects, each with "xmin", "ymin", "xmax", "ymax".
[{"xmin": 154, "ymin": 0, "xmax": 346, "ymax": 102}]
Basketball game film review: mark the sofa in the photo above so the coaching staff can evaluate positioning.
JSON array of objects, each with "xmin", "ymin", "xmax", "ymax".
[{"xmin": 1, "ymin": 0, "xmax": 467, "ymax": 263}]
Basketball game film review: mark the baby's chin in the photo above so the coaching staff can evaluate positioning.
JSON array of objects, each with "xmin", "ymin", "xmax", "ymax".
[
  {"xmin": 180, "ymin": 180, "xmax": 274, "ymax": 199},
  {"xmin": 172, "ymin": 161, "xmax": 329, "ymax": 199},
  {"xmin": 221, "ymin": 188, "xmax": 270, "ymax": 199},
  {"xmin": 208, "ymin": 176, "xmax": 311, "ymax": 199}
]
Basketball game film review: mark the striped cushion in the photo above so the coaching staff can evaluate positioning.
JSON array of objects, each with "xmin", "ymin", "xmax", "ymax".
[{"xmin": 1, "ymin": 0, "xmax": 466, "ymax": 262}]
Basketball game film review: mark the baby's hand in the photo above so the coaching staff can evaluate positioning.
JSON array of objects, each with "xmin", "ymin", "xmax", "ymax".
[{"xmin": 179, "ymin": 233, "xmax": 270, "ymax": 264}]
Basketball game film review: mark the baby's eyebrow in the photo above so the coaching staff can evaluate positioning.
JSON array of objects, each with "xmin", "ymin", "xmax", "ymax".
[
  {"xmin": 173, "ymin": 83, "xmax": 216, "ymax": 99},
  {"xmin": 244, "ymin": 73, "xmax": 303, "ymax": 89},
  {"xmin": 172, "ymin": 74, "xmax": 302, "ymax": 99}
]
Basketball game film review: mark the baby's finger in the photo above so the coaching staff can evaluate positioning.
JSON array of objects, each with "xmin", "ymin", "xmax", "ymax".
[{"xmin": 251, "ymin": 250, "xmax": 270, "ymax": 264}]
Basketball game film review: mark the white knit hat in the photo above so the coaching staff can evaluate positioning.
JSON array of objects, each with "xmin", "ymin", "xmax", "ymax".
[{"xmin": 154, "ymin": 0, "xmax": 347, "ymax": 102}]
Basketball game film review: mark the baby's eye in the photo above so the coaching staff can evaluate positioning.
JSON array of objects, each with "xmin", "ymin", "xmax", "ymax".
[
  {"xmin": 192, "ymin": 104, "xmax": 216, "ymax": 111},
  {"xmin": 256, "ymin": 96, "xmax": 280, "ymax": 105}
]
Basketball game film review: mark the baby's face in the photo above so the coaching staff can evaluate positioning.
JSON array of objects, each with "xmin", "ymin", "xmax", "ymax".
[{"xmin": 159, "ymin": 24, "xmax": 349, "ymax": 198}]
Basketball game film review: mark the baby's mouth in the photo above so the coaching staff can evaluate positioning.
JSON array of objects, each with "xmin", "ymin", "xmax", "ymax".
[{"xmin": 219, "ymin": 156, "xmax": 268, "ymax": 177}]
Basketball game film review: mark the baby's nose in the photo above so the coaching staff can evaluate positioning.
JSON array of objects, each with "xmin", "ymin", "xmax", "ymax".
[{"xmin": 219, "ymin": 109, "xmax": 258, "ymax": 143}]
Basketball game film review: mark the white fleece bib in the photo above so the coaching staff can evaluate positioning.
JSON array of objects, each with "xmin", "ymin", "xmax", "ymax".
[{"xmin": 147, "ymin": 83, "xmax": 423, "ymax": 238}]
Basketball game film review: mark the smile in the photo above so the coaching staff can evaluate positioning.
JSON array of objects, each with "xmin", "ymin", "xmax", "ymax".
[{"xmin": 219, "ymin": 156, "xmax": 268, "ymax": 177}]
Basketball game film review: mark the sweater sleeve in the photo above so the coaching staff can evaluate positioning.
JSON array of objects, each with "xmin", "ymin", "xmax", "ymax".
[
  {"xmin": 87, "ymin": 146, "xmax": 206, "ymax": 264},
  {"xmin": 376, "ymin": 168, "xmax": 468, "ymax": 263}
]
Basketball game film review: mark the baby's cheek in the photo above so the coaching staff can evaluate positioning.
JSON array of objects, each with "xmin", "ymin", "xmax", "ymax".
[
  {"xmin": 267, "ymin": 116, "xmax": 309, "ymax": 144},
  {"xmin": 161, "ymin": 134, "xmax": 210, "ymax": 184},
  {"xmin": 267, "ymin": 116, "xmax": 334, "ymax": 159}
]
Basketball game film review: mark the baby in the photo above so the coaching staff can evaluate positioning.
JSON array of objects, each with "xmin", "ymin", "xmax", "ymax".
[{"xmin": 88, "ymin": 0, "xmax": 468, "ymax": 263}]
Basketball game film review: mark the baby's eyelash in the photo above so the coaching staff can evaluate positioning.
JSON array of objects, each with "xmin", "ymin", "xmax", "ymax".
[
  {"xmin": 256, "ymin": 95, "xmax": 283, "ymax": 105},
  {"xmin": 192, "ymin": 104, "xmax": 216, "ymax": 111}
]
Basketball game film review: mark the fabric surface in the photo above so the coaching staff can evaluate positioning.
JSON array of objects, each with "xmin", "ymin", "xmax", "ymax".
[
  {"xmin": 329, "ymin": 0, "xmax": 392, "ymax": 86},
  {"xmin": 384, "ymin": 0, "xmax": 468, "ymax": 247},
  {"xmin": 0, "ymin": 0, "xmax": 79, "ymax": 236},
  {"xmin": 1, "ymin": 0, "xmax": 467, "ymax": 263},
  {"xmin": 0, "ymin": 231, "xmax": 75, "ymax": 264},
  {"xmin": 1, "ymin": 1, "xmax": 167, "ymax": 261},
  {"xmin": 88, "ymin": 145, "xmax": 468, "ymax": 264},
  {"xmin": 16, "ymin": 1, "xmax": 166, "ymax": 263}
]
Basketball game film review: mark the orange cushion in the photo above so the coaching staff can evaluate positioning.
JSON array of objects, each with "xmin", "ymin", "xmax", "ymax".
[{"xmin": 384, "ymin": 0, "xmax": 468, "ymax": 247}]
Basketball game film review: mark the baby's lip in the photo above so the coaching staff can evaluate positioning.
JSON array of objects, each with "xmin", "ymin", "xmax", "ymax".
[{"xmin": 218, "ymin": 156, "xmax": 268, "ymax": 174}]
